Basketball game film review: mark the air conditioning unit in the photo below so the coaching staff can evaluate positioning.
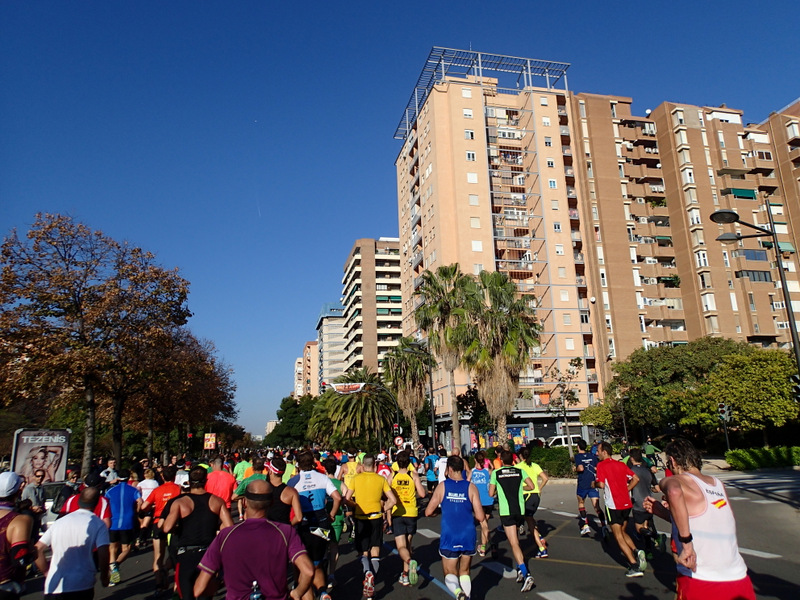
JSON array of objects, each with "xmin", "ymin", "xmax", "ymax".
[{"xmin": 636, "ymin": 197, "xmax": 646, "ymax": 204}]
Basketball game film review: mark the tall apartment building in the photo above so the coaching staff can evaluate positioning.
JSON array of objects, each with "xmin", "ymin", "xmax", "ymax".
[
  {"xmin": 292, "ymin": 356, "xmax": 303, "ymax": 398},
  {"xmin": 302, "ymin": 341, "xmax": 319, "ymax": 397},
  {"xmin": 341, "ymin": 237, "xmax": 403, "ymax": 374},
  {"xmin": 316, "ymin": 302, "xmax": 346, "ymax": 391},
  {"xmin": 395, "ymin": 47, "xmax": 800, "ymax": 445}
]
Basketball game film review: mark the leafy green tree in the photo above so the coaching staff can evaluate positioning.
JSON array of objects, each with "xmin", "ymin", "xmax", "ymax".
[
  {"xmin": 415, "ymin": 264, "xmax": 474, "ymax": 452},
  {"xmin": 457, "ymin": 385, "xmax": 494, "ymax": 437},
  {"xmin": 708, "ymin": 350, "xmax": 799, "ymax": 446},
  {"xmin": 384, "ymin": 337, "xmax": 437, "ymax": 449},
  {"xmin": 266, "ymin": 394, "xmax": 317, "ymax": 448},
  {"xmin": 462, "ymin": 270, "xmax": 540, "ymax": 442},
  {"xmin": 605, "ymin": 337, "xmax": 752, "ymax": 434},
  {"xmin": 579, "ymin": 402, "xmax": 614, "ymax": 431},
  {"xmin": 546, "ymin": 357, "xmax": 583, "ymax": 458}
]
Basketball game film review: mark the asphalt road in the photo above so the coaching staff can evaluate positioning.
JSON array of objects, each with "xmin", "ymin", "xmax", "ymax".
[{"xmin": 23, "ymin": 468, "xmax": 800, "ymax": 600}]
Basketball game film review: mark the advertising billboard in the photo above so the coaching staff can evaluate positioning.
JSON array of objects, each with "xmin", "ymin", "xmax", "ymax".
[{"xmin": 11, "ymin": 429, "xmax": 70, "ymax": 484}]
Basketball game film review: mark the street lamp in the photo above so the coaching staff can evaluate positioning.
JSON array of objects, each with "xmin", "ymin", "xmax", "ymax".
[
  {"xmin": 710, "ymin": 205, "xmax": 800, "ymax": 376},
  {"xmin": 404, "ymin": 341, "xmax": 437, "ymax": 445}
]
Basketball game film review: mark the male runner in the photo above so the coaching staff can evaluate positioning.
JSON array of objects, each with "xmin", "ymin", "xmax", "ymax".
[
  {"xmin": 425, "ymin": 455, "xmax": 485, "ymax": 600},
  {"xmin": 593, "ymin": 442, "xmax": 645, "ymax": 577},
  {"xmin": 489, "ymin": 450, "xmax": 535, "ymax": 592},
  {"xmin": 140, "ymin": 465, "xmax": 181, "ymax": 595},
  {"xmin": 467, "ymin": 450, "xmax": 493, "ymax": 556},
  {"xmin": 627, "ymin": 448, "xmax": 660, "ymax": 558},
  {"xmin": 105, "ymin": 470, "xmax": 141, "ymax": 585},
  {"xmin": 390, "ymin": 452, "xmax": 427, "ymax": 586},
  {"xmin": 574, "ymin": 438, "xmax": 606, "ymax": 536}
]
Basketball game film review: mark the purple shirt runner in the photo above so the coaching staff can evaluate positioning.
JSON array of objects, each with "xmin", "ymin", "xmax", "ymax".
[{"xmin": 199, "ymin": 518, "xmax": 307, "ymax": 600}]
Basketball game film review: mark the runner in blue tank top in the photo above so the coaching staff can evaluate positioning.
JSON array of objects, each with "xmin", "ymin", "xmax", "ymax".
[
  {"xmin": 468, "ymin": 450, "xmax": 494, "ymax": 557},
  {"xmin": 425, "ymin": 456, "xmax": 485, "ymax": 600}
]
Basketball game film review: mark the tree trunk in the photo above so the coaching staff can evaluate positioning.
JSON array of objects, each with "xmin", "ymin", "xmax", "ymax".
[
  {"xmin": 410, "ymin": 412, "xmax": 420, "ymax": 449},
  {"xmin": 564, "ymin": 412, "xmax": 574, "ymax": 459},
  {"xmin": 448, "ymin": 370, "xmax": 461, "ymax": 453},
  {"xmin": 497, "ymin": 413, "xmax": 508, "ymax": 446},
  {"xmin": 762, "ymin": 428, "xmax": 769, "ymax": 448},
  {"xmin": 146, "ymin": 405, "xmax": 154, "ymax": 461},
  {"xmin": 112, "ymin": 394, "xmax": 125, "ymax": 465},
  {"xmin": 81, "ymin": 379, "xmax": 95, "ymax": 476}
]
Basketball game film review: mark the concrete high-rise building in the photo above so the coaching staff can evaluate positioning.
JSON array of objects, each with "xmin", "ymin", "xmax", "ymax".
[
  {"xmin": 302, "ymin": 341, "xmax": 319, "ymax": 397},
  {"xmin": 341, "ymin": 237, "xmax": 403, "ymax": 374},
  {"xmin": 316, "ymin": 302, "xmax": 346, "ymax": 392},
  {"xmin": 394, "ymin": 47, "xmax": 800, "ymax": 446},
  {"xmin": 292, "ymin": 356, "xmax": 303, "ymax": 398}
]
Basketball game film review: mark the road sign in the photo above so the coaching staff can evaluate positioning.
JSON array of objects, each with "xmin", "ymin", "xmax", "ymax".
[{"xmin": 394, "ymin": 436, "xmax": 404, "ymax": 446}]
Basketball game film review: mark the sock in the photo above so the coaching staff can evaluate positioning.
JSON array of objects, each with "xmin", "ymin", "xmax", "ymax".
[
  {"xmin": 444, "ymin": 574, "xmax": 460, "ymax": 595},
  {"xmin": 459, "ymin": 575, "xmax": 472, "ymax": 596},
  {"xmin": 370, "ymin": 557, "xmax": 380, "ymax": 575},
  {"xmin": 579, "ymin": 508, "xmax": 587, "ymax": 525},
  {"xmin": 517, "ymin": 563, "xmax": 529, "ymax": 577},
  {"xmin": 360, "ymin": 556, "xmax": 370, "ymax": 574}
]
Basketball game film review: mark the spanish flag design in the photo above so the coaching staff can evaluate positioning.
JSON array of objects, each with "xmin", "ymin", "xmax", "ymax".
[{"xmin": 712, "ymin": 498, "xmax": 727, "ymax": 509}]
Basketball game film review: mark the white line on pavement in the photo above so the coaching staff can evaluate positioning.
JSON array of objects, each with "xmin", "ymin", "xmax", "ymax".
[
  {"xmin": 550, "ymin": 510, "xmax": 576, "ymax": 518},
  {"xmin": 752, "ymin": 500, "xmax": 778, "ymax": 504},
  {"xmin": 481, "ymin": 561, "xmax": 517, "ymax": 579},
  {"xmin": 727, "ymin": 496, "xmax": 748, "ymax": 500},
  {"xmin": 538, "ymin": 591, "xmax": 583, "ymax": 600},
  {"xmin": 416, "ymin": 528, "xmax": 440, "ymax": 538},
  {"xmin": 739, "ymin": 548, "xmax": 782, "ymax": 559}
]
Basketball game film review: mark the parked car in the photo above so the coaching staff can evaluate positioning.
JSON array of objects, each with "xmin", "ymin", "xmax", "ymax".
[{"xmin": 545, "ymin": 434, "xmax": 583, "ymax": 448}]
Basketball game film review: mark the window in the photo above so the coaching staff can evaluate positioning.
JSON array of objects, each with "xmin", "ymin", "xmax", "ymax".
[
  {"xmin": 546, "ymin": 158, "xmax": 555, "ymax": 167},
  {"xmin": 563, "ymin": 313, "xmax": 572, "ymax": 325},
  {"xmin": 560, "ymin": 290, "xmax": 569, "ymax": 301},
  {"xmin": 735, "ymin": 270, "xmax": 772, "ymax": 282},
  {"xmin": 555, "ymin": 244, "xmax": 564, "ymax": 255},
  {"xmin": 737, "ymin": 248, "xmax": 768, "ymax": 261},
  {"xmin": 548, "ymin": 179, "xmax": 558, "ymax": 189},
  {"xmin": 461, "ymin": 87, "xmax": 472, "ymax": 98},
  {"xmin": 463, "ymin": 108, "xmax": 473, "ymax": 119},
  {"xmin": 467, "ymin": 172, "xmax": 478, "ymax": 184},
  {"xmin": 544, "ymin": 136, "xmax": 552, "ymax": 147},
  {"xmin": 466, "ymin": 151, "xmax": 476, "ymax": 162},
  {"xmin": 688, "ymin": 208, "xmax": 701, "ymax": 225},
  {"xmin": 473, "ymin": 264, "xmax": 483, "ymax": 275},
  {"xmin": 610, "ymin": 103, "xmax": 617, "ymax": 118},
  {"xmin": 587, "ymin": 161, "xmax": 593, "ymax": 178},
  {"xmin": 553, "ymin": 222, "xmax": 562, "ymax": 232},
  {"xmin": 701, "ymin": 293, "xmax": 716, "ymax": 312},
  {"xmin": 580, "ymin": 312, "xmax": 590, "ymax": 324},
  {"xmin": 682, "ymin": 169, "xmax": 694, "ymax": 184},
  {"xmin": 695, "ymin": 251, "xmax": 708, "ymax": 267},
  {"xmin": 565, "ymin": 338, "xmax": 575, "ymax": 351},
  {"xmin": 542, "ymin": 116, "xmax": 551, "ymax": 127},
  {"xmin": 470, "ymin": 217, "xmax": 480, "ymax": 228},
  {"xmin": 558, "ymin": 266, "xmax": 566, "ymax": 278},
  {"xmin": 471, "ymin": 240, "xmax": 483, "ymax": 252},
  {"xmin": 540, "ymin": 96, "xmax": 549, "ymax": 106},
  {"xmin": 469, "ymin": 194, "xmax": 479, "ymax": 206},
  {"xmin": 464, "ymin": 129, "xmax": 475, "ymax": 140},
  {"xmin": 600, "ymin": 269, "xmax": 607, "ymax": 287},
  {"xmin": 551, "ymin": 200, "xmax": 560, "ymax": 210},
  {"xmin": 722, "ymin": 250, "xmax": 729, "ymax": 267}
]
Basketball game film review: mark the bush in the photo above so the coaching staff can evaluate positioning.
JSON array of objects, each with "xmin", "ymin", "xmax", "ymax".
[
  {"xmin": 725, "ymin": 446, "xmax": 800, "ymax": 470},
  {"xmin": 524, "ymin": 446, "xmax": 574, "ymax": 478}
]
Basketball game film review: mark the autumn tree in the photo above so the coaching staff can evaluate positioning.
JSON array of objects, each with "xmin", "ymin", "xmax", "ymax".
[{"xmin": 0, "ymin": 214, "xmax": 191, "ymax": 473}]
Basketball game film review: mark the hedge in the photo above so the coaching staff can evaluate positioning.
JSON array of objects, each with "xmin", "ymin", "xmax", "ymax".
[
  {"xmin": 724, "ymin": 446, "xmax": 800, "ymax": 470},
  {"xmin": 468, "ymin": 446, "xmax": 575, "ymax": 478}
]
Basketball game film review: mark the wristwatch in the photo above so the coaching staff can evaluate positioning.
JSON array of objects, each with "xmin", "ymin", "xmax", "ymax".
[{"xmin": 678, "ymin": 533, "xmax": 693, "ymax": 544}]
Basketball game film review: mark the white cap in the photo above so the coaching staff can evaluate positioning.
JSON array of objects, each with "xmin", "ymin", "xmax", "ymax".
[
  {"xmin": 0, "ymin": 472, "xmax": 23, "ymax": 497},
  {"xmin": 376, "ymin": 453, "xmax": 387, "ymax": 461}
]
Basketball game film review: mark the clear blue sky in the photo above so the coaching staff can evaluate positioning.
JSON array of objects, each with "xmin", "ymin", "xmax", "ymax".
[{"xmin": 1, "ymin": 1, "xmax": 797, "ymax": 434}]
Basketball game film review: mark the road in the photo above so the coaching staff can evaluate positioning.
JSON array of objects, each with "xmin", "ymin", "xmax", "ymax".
[{"xmin": 24, "ymin": 468, "xmax": 800, "ymax": 600}]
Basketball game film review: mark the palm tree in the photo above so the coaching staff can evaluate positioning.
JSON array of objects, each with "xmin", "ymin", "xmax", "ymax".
[
  {"xmin": 384, "ymin": 337, "xmax": 437, "ymax": 448},
  {"xmin": 323, "ymin": 367, "xmax": 396, "ymax": 449},
  {"xmin": 462, "ymin": 270, "xmax": 540, "ymax": 443},
  {"xmin": 414, "ymin": 264, "xmax": 474, "ymax": 452}
]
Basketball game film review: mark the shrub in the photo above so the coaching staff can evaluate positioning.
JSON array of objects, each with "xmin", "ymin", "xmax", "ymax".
[
  {"xmin": 725, "ymin": 446, "xmax": 800, "ymax": 470},
  {"xmin": 524, "ymin": 446, "xmax": 574, "ymax": 478}
]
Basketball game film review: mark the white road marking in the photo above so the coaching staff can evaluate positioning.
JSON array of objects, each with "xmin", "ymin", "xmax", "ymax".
[
  {"xmin": 538, "ymin": 592, "xmax": 583, "ymax": 600},
  {"xmin": 416, "ymin": 528, "xmax": 440, "ymax": 538},
  {"xmin": 550, "ymin": 510, "xmax": 576, "ymax": 518},
  {"xmin": 481, "ymin": 561, "xmax": 517, "ymax": 579},
  {"xmin": 752, "ymin": 500, "xmax": 778, "ymax": 504},
  {"xmin": 727, "ymin": 496, "xmax": 748, "ymax": 500},
  {"xmin": 739, "ymin": 548, "xmax": 781, "ymax": 559}
]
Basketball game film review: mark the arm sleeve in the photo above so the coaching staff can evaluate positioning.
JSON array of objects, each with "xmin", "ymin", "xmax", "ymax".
[
  {"xmin": 94, "ymin": 520, "xmax": 110, "ymax": 548},
  {"xmin": 325, "ymin": 476, "xmax": 336, "ymax": 496},
  {"xmin": 99, "ymin": 497, "xmax": 111, "ymax": 520}
]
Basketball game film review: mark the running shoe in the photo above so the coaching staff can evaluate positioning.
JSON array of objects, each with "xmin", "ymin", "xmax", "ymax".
[
  {"xmin": 535, "ymin": 547, "xmax": 548, "ymax": 559},
  {"xmin": 625, "ymin": 567, "xmax": 644, "ymax": 578},
  {"xmin": 456, "ymin": 592, "xmax": 468, "ymax": 600},
  {"xmin": 518, "ymin": 524, "xmax": 526, "ymax": 537},
  {"xmin": 477, "ymin": 543, "xmax": 486, "ymax": 557},
  {"xmin": 326, "ymin": 575, "xmax": 337, "ymax": 590},
  {"xmin": 637, "ymin": 549, "xmax": 647, "ymax": 572},
  {"xmin": 601, "ymin": 525, "xmax": 611, "ymax": 540},
  {"xmin": 110, "ymin": 564, "xmax": 121, "ymax": 585},
  {"xmin": 408, "ymin": 559, "xmax": 418, "ymax": 585},
  {"xmin": 580, "ymin": 524, "xmax": 591, "ymax": 537},
  {"xmin": 520, "ymin": 574, "xmax": 535, "ymax": 592},
  {"xmin": 398, "ymin": 574, "xmax": 410, "ymax": 587},
  {"xmin": 515, "ymin": 569, "xmax": 524, "ymax": 583},
  {"xmin": 318, "ymin": 592, "xmax": 332, "ymax": 600},
  {"xmin": 362, "ymin": 571, "xmax": 375, "ymax": 598}
]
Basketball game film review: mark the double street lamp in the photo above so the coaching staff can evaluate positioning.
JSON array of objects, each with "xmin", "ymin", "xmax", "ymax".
[{"xmin": 710, "ymin": 206, "xmax": 800, "ymax": 376}]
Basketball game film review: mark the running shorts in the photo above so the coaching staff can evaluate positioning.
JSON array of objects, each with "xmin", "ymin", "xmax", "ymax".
[
  {"xmin": 524, "ymin": 493, "xmax": 540, "ymax": 517},
  {"xmin": 606, "ymin": 508, "xmax": 631, "ymax": 526},
  {"xmin": 500, "ymin": 514, "xmax": 524, "ymax": 528},
  {"xmin": 393, "ymin": 516, "xmax": 417, "ymax": 537},
  {"xmin": 675, "ymin": 575, "xmax": 755, "ymax": 600},
  {"xmin": 354, "ymin": 518, "xmax": 383, "ymax": 554},
  {"xmin": 576, "ymin": 487, "xmax": 599, "ymax": 499}
]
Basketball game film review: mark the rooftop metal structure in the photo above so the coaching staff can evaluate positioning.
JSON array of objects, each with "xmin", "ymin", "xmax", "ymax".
[{"xmin": 394, "ymin": 47, "xmax": 571, "ymax": 140}]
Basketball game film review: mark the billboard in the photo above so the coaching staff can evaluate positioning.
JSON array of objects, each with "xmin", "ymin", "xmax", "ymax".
[
  {"xmin": 203, "ymin": 433, "xmax": 217, "ymax": 450},
  {"xmin": 11, "ymin": 429, "xmax": 70, "ymax": 484}
]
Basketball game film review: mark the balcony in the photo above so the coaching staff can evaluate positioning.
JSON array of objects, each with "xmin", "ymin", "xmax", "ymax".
[
  {"xmin": 560, "ymin": 126, "xmax": 571, "ymax": 138},
  {"xmin": 568, "ymin": 208, "xmax": 579, "ymax": 220},
  {"xmin": 413, "ymin": 275, "xmax": 424, "ymax": 289},
  {"xmin": 410, "ymin": 229, "xmax": 422, "ymax": 248},
  {"xmin": 576, "ymin": 276, "xmax": 587, "ymax": 287},
  {"xmin": 566, "ymin": 186, "xmax": 577, "ymax": 199},
  {"xmin": 410, "ymin": 207, "xmax": 422, "ymax": 227},
  {"xmin": 562, "ymin": 145, "xmax": 572, "ymax": 157},
  {"xmin": 573, "ymin": 252, "xmax": 584, "ymax": 263},
  {"xmin": 564, "ymin": 166, "xmax": 575, "ymax": 178},
  {"xmin": 411, "ymin": 251, "xmax": 423, "ymax": 269}
]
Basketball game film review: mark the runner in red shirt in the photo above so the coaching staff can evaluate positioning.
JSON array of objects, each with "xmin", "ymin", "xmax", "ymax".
[
  {"xmin": 205, "ymin": 456, "xmax": 237, "ymax": 509},
  {"xmin": 593, "ymin": 441, "xmax": 644, "ymax": 578},
  {"xmin": 139, "ymin": 466, "xmax": 181, "ymax": 595},
  {"xmin": 60, "ymin": 473, "xmax": 112, "ymax": 528}
]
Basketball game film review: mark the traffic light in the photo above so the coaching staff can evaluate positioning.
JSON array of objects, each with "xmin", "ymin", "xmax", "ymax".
[
  {"xmin": 187, "ymin": 432, "xmax": 193, "ymax": 439},
  {"xmin": 791, "ymin": 374, "xmax": 800, "ymax": 403},
  {"xmin": 718, "ymin": 402, "xmax": 731, "ymax": 422},
  {"xmin": 392, "ymin": 423, "xmax": 400, "ymax": 437}
]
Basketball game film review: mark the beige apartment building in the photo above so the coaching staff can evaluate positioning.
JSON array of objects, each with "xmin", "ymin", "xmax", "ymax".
[
  {"xmin": 341, "ymin": 237, "xmax": 403, "ymax": 374},
  {"xmin": 302, "ymin": 341, "xmax": 320, "ymax": 397},
  {"xmin": 395, "ymin": 47, "xmax": 800, "ymax": 448},
  {"xmin": 316, "ymin": 302, "xmax": 346, "ymax": 392}
]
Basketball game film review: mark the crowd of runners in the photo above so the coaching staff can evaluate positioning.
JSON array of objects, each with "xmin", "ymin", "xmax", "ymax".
[{"xmin": 0, "ymin": 437, "xmax": 755, "ymax": 600}]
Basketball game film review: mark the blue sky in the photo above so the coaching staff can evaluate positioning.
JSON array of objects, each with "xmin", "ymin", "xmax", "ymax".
[{"xmin": 2, "ymin": 1, "xmax": 797, "ymax": 434}]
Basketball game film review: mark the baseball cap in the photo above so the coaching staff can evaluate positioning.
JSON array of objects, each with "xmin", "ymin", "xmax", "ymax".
[
  {"xmin": 0, "ymin": 472, "xmax": 23, "ymax": 497},
  {"xmin": 84, "ymin": 473, "xmax": 104, "ymax": 488},
  {"xmin": 377, "ymin": 453, "xmax": 387, "ymax": 461}
]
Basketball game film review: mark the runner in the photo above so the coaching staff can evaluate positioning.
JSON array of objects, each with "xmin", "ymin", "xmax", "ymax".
[
  {"xmin": 468, "ymin": 450, "xmax": 493, "ymax": 557},
  {"xmin": 423, "ymin": 448, "xmax": 439, "ymax": 494},
  {"xmin": 425, "ymin": 455, "xmax": 486, "ymax": 600},
  {"xmin": 390, "ymin": 452, "xmax": 427, "ymax": 587},
  {"xmin": 205, "ymin": 456, "xmax": 236, "ymax": 510},
  {"xmin": 627, "ymin": 448, "xmax": 660, "ymax": 559},
  {"xmin": 516, "ymin": 446, "xmax": 549, "ymax": 558},
  {"xmin": 105, "ymin": 470, "xmax": 142, "ymax": 586},
  {"xmin": 574, "ymin": 438, "xmax": 606, "ymax": 536},
  {"xmin": 266, "ymin": 457, "xmax": 303, "ymax": 526},
  {"xmin": 344, "ymin": 456, "xmax": 396, "ymax": 600},
  {"xmin": 489, "ymin": 450, "xmax": 536, "ymax": 592},
  {"xmin": 321, "ymin": 457, "xmax": 347, "ymax": 591},
  {"xmin": 139, "ymin": 465, "xmax": 182, "ymax": 596},
  {"xmin": 0, "ymin": 472, "xmax": 34, "ymax": 600},
  {"xmin": 593, "ymin": 441, "xmax": 645, "ymax": 578}
]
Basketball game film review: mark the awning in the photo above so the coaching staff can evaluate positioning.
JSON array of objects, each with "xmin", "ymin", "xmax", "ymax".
[
  {"xmin": 779, "ymin": 242, "xmax": 796, "ymax": 253},
  {"xmin": 730, "ymin": 188, "xmax": 757, "ymax": 199}
]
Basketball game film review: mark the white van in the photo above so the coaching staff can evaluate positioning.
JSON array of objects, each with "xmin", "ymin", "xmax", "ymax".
[{"xmin": 545, "ymin": 434, "xmax": 583, "ymax": 448}]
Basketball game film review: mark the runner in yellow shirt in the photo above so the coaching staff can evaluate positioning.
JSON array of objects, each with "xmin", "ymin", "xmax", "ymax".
[
  {"xmin": 516, "ymin": 446, "xmax": 549, "ymax": 558},
  {"xmin": 390, "ymin": 452, "xmax": 427, "ymax": 587}
]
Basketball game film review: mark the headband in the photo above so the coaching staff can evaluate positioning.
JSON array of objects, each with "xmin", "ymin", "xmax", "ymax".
[
  {"xmin": 244, "ymin": 491, "xmax": 271, "ymax": 501},
  {"xmin": 267, "ymin": 462, "xmax": 285, "ymax": 475}
]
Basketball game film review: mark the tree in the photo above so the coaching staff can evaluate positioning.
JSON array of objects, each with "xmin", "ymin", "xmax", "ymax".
[
  {"xmin": 461, "ymin": 270, "xmax": 540, "ymax": 443},
  {"xmin": 579, "ymin": 402, "xmax": 614, "ymax": 431},
  {"xmin": 384, "ymin": 337, "xmax": 437, "ymax": 449},
  {"xmin": 708, "ymin": 349, "xmax": 799, "ymax": 446},
  {"xmin": 605, "ymin": 337, "xmax": 752, "ymax": 434},
  {"xmin": 547, "ymin": 357, "xmax": 584, "ymax": 458},
  {"xmin": 457, "ymin": 385, "xmax": 494, "ymax": 437},
  {"xmin": 414, "ymin": 264, "xmax": 473, "ymax": 452},
  {"xmin": 266, "ymin": 394, "xmax": 317, "ymax": 448},
  {"xmin": 0, "ymin": 214, "xmax": 191, "ymax": 473}
]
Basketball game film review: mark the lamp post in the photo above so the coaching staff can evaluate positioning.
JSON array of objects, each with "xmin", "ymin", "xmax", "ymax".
[
  {"xmin": 710, "ymin": 206, "xmax": 800, "ymax": 375},
  {"xmin": 404, "ymin": 341, "xmax": 437, "ymax": 446}
]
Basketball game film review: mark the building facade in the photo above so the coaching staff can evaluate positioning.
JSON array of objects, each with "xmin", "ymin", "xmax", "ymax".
[
  {"xmin": 316, "ymin": 302, "xmax": 346, "ymax": 392},
  {"xmin": 302, "ymin": 341, "xmax": 319, "ymax": 397},
  {"xmin": 341, "ymin": 237, "xmax": 403, "ymax": 374},
  {"xmin": 395, "ymin": 47, "xmax": 800, "ymax": 447}
]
